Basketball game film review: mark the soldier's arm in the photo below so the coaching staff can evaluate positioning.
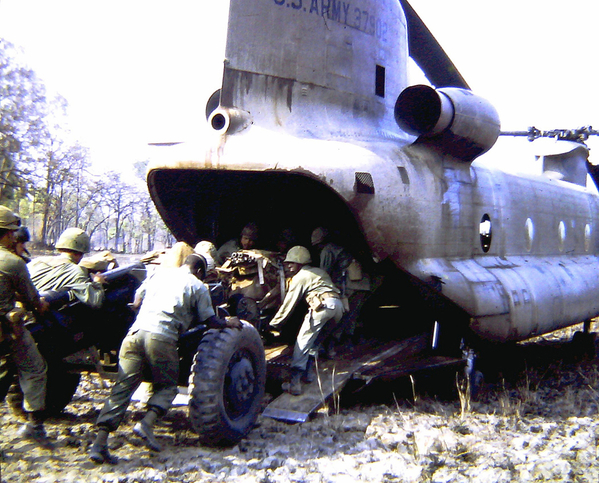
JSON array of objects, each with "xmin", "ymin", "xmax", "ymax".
[
  {"xmin": 269, "ymin": 276, "xmax": 304, "ymax": 329},
  {"xmin": 13, "ymin": 259, "xmax": 46, "ymax": 314},
  {"xmin": 68, "ymin": 279, "xmax": 105, "ymax": 308},
  {"xmin": 195, "ymin": 285, "xmax": 241, "ymax": 329}
]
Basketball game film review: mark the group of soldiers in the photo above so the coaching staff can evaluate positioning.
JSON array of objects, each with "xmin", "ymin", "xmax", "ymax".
[
  {"xmin": 202, "ymin": 222, "xmax": 361, "ymax": 397},
  {"xmin": 0, "ymin": 206, "xmax": 107, "ymax": 449},
  {"xmin": 151, "ymin": 221, "xmax": 362, "ymax": 398},
  {"xmin": 1, "ymin": 210, "xmax": 367, "ymax": 464},
  {"xmin": 0, "ymin": 205, "xmax": 242, "ymax": 464}
]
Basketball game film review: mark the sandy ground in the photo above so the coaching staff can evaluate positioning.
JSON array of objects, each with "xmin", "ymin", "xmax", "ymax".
[{"xmin": 2, "ymin": 328, "xmax": 599, "ymax": 483}]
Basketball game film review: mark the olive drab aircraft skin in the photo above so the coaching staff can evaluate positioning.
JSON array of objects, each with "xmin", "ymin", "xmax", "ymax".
[{"xmin": 147, "ymin": 0, "xmax": 599, "ymax": 345}]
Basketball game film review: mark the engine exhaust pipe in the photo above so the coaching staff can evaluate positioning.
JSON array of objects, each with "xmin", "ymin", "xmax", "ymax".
[{"xmin": 395, "ymin": 85, "xmax": 500, "ymax": 162}]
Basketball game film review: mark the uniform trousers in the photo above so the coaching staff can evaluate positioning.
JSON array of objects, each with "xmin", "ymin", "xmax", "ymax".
[
  {"xmin": 96, "ymin": 329, "xmax": 179, "ymax": 432},
  {"xmin": 9, "ymin": 329, "xmax": 47, "ymax": 412},
  {"xmin": 292, "ymin": 297, "xmax": 344, "ymax": 371}
]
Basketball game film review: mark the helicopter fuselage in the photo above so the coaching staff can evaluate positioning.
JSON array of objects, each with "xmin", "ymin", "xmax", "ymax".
[{"xmin": 147, "ymin": 0, "xmax": 599, "ymax": 344}]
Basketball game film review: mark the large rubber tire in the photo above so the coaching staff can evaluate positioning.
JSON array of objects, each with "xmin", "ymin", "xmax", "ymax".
[
  {"xmin": 6, "ymin": 363, "xmax": 81, "ymax": 418},
  {"xmin": 44, "ymin": 367, "xmax": 81, "ymax": 416},
  {"xmin": 188, "ymin": 322, "xmax": 266, "ymax": 447},
  {"xmin": 0, "ymin": 350, "xmax": 15, "ymax": 403}
]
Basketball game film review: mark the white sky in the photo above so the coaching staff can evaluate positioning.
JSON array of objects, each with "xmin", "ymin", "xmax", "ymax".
[{"xmin": 1, "ymin": 0, "xmax": 598, "ymax": 174}]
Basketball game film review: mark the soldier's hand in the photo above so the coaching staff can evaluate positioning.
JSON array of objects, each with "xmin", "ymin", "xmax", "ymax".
[
  {"xmin": 38, "ymin": 298, "xmax": 50, "ymax": 314},
  {"xmin": 93, "ymin": 273, "xmax": 107, "ymax": 284},
  {"xmin": 225, "ymin": 316, "xmax": 243, "ymax": 330}
]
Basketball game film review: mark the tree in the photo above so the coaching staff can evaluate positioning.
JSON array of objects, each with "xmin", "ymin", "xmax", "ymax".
[
  {"xmin": 102, "ymin": 172, "xmax": 138, "ymax": 252},
  {"xmin": 0, "ymin": 39, "xmax": 49, "ymax": 204},
  {"xmin": 1, "ymin": 40, "xmax": 172, "ymax": 252}
]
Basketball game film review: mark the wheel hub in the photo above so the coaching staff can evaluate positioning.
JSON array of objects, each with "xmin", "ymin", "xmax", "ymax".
[{"xmin": 225, "ymin": 354, "xmax": 256, "ymax": 418}]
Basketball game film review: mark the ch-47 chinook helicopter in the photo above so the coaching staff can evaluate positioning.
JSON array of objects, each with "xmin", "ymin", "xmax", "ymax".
[{"xmin": 146, "ymin": 0, "xmax": 599, "ymax": 423}]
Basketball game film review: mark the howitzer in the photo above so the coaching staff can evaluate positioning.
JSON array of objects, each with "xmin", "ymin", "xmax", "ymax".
[
  {"xmin": 1, "ymin": 260, "xmax": 147, "ymax": 417},
  {"xmin": 38, "ymin": 262, "xmax": 147, "ymax": 311},
  {"xmin": 28, "ymin": 262, "xmax": 146, "ymax": 361}
]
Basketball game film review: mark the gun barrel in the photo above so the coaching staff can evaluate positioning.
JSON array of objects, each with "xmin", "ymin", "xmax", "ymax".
[
  {"xmin": 39, "ymin": 289, "xmax": 71, "ymax": 307},
  {"xmin": 103, "ymin": 262, "xmax": 146, "ymax": 283}
]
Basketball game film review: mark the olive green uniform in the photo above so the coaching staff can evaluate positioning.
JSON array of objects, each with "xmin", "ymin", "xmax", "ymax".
[
  {"xmin": 28, "ymin": 254, "xmax": 104, "ymax": 308},
  {"xmin": 0, "ymin": 246, "xmax": 47, "ymax": 412},
  {"xmin": 270, "ymin": 266, "xmax": 343, "ymax": 370}
]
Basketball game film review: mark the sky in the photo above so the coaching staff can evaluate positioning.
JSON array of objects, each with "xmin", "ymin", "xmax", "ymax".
[{"xmin": 0, "ymin": 0, "xmax": 598, "ymax": 174}]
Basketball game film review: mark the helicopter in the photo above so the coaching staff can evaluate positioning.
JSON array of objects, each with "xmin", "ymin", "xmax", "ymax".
[{"xmin": 146, "ymin": 0, "xmax": 599, "ymax": 422}]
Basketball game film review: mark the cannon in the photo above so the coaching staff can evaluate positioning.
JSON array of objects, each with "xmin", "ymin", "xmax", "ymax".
[{"xmin": 0, "ymin": 260, "xmax": 266, "ymax": 447}]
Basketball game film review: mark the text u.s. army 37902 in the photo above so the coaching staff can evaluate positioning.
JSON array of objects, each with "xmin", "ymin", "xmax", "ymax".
[{"xmin": 273, "ymin": 0, "xmax": 388, "ymax": 42}]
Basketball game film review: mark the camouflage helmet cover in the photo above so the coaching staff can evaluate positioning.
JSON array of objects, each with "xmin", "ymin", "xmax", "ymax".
[
  {"xmin": 311, "ymin": 227, "xmax": 329, "ymax": 246},
  {"xmin": 56, "ymin": 228, "xmax": 91, "ymax": 254},
  {"xmin": 284, "ymin": 245, "xmax": 312, "ymax": 265},
  {"xmin": 240, "ymin": 222, "xmax": 259, "ymax": 241},
  {"xmin": 194, "ymin": 240, "xmax": 217, "ymax": 260},
  {"xmin": 194, "ymin": 241, "xmax": 217, "ymax": 271},
  {"xmin": 0, "ymin": 205, "xmax": 21, "ymax": 230}
]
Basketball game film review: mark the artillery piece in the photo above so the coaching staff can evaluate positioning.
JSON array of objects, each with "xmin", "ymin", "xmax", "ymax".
[{"xmin": 0, "ymin": 261, "xmax": 266, "ymax": 447}]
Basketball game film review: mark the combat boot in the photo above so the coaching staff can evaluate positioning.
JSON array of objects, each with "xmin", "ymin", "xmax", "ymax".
[
  {"xmin": 302, "ymin": 356, "xmax": 316, "ymax": 384},
  {"xmin": 282, "ymin": 368, "xmax": 303, "ymax": 396},
  {"xmin": 133, "ymin": 408, "xmax": 162, "ymax": 452},
  {"xmin": 133, "ymin": 421, "xmax": 161, "ymax": 451},
  {"xmin": 18, "ymin": 422, "xmax": 53, "ymax": 449},
  {"xmin": 89, "ymin": 429, "xmax": 117, "ymax": 465},
  {"xmin": 19, "ymin": 411, "xmax": 53, "ymax": 449}
]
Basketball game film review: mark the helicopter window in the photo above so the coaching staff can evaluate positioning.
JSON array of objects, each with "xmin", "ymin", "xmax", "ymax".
[
  {"xmin": 375, "ymin": 65, "xmax": 385, "ymax": 98},
  {"xmin": 479, "ymin": 214, "xmax": 492, "ymax": 253},
  {"xmin": 525, "ymin": 218, "xmax": 534, "ymax": 252},
  {"xmin": 585, "ymin": 223, "xmax": 592, "ymax": 252},
  {"xmin": 558, "ymin": 221, "xmax": 566, "ymax": 251}
]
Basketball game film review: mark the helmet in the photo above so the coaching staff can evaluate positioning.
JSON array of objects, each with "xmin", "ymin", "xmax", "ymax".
[
  {"xmin": 194, "ymin": 241, "xmax": 217, "ymax": 271},
  {"xmin": 311, "ymin": 227, "xmax": 328, "ymax": 246},
  {"xmin": 185, "ymin": 253, "xmax": 208, "ymax": 278},
  {"xmin": 56, "ymin": 228, "xmax": 91, "ymax": 254},
  {"xmin": 15, "ymin": 226, "xmax": 30, "ymax": 243},
  {"xmin": 241, "ymin": 222, "xmax": 259, "ymax": 241},
  {"xmin": 194, "ymin": 240, "xmax": 217, "ymax": 260},
  {"xmin": 284, "ymin": 246, "xmax": 311, "ymax": 264},
  {"xmin": 0, "ymin": 206, "xmax": 21, "ymax": 230}
]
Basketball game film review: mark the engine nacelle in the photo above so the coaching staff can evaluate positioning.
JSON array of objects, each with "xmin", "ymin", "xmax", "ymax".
[{"xmin": 395, "ymin": 85, "xmax": 501, "ymax": 162}]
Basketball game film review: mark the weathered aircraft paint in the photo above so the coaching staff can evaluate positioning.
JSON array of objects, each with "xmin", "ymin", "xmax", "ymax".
[{"xmin": 147, "ymin": 0, "xmax": 599, "ymax": 344}]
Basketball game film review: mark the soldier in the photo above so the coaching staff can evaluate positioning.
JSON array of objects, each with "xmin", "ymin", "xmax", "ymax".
[
  {"xmin": 274, "ymin": 227, "xmax": 297, "ymax": 254},
  {"xmin": 0, "ymin": 206, "xmax": 51, "ymax": 446},
  {"xmin": 216, "ymin": 222, "xmax": 259, "ymax": 265},
  {"xmin": 311, "ymin": 227, "xmax": 352, "ymax": 292},
  {"xmin": 194, "ymin": 240, "xmax": 218, "ymax": 282},
  {"xmin": 159, "ymin": 241, "xmax": 194, "ymax": 269},
  {"xmin": 28, "ymin": 228, "xmax": 105, "ymax": 309},
  {"xmin": 89, "ymin": 254, "xmax": 242, "ymax": 464},
  {"xmin": 14, "ymin": 226, "xmax": 32, "ymax": 263},
  {"xmin": 268, "ymin": 246, "xmax": 344, "ymax": 395}
]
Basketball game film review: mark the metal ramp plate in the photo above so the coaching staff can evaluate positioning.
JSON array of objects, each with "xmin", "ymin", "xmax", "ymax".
[{"xmin": 263, "ymin": 334, "xmax": 430, "ymax": 423}]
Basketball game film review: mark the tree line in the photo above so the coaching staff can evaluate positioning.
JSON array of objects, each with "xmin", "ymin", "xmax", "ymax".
[{"xmin": 0, "ymin": 39, "xmax": 171, "ymax": 253}]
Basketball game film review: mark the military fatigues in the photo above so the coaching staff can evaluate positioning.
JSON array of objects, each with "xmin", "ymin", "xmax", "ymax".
[
  {"xmin": 318, "ymin": 242, "xmax": 374, "ymax": 341},
  {"xmin": 270, "ymin": 266, "xmax": 343, "ymax": 371},
  {"xmin": 319, "ymin": 242, "xmax": 352, "ymax": 291},
  {"xmin": 95, "ymin": 265, "xmax": 215, "ymax": 432},
  {"xmin": 0, "ymin": 246, "xmax": 47, "ymax": 412},
  {"xmin": 28, "ymin": 254, "xmax": 104, "ymax": 308}
]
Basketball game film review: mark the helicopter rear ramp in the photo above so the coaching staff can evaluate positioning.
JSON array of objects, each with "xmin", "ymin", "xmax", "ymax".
[{"xmin": 263, "ymin": 334, "xmax": 465, "ymax": 423}]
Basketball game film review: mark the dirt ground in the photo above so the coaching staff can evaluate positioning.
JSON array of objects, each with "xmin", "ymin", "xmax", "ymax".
[{"xmin": 2, "ymin": 326, "xmax": 599, "ymax": 483}]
